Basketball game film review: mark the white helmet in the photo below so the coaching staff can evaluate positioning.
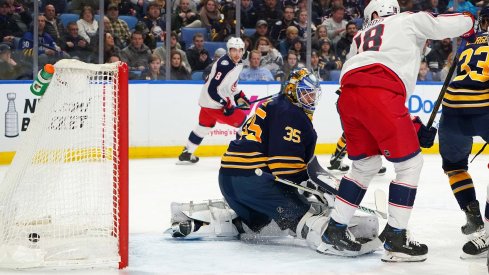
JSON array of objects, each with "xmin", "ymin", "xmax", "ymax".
[
  {"xmin": 363, "ymin": 0, "xmax": 400, "ymax": 24},
  {"xmin": 226, "ymin": 37, "xmax": 245, "ymax": 52}
]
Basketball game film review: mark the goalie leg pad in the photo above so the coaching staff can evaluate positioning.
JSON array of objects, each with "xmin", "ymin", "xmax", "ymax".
[
  {"xmin": 168, "ymin": 200, "xmax": 240, "ymax": 239},
  {"xmin": 349, "ymin": 214, "xmax": 379, "ymax": 241}
]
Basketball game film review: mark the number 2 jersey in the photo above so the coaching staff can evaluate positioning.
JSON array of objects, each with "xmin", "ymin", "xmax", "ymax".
[
  {"xmin": 442, "ymin": 32, "xmax": 489, "ymax": 115},
  {"xmin": 220, "ymin": 95, "xmax": 317, "ymax": 184},
  {"xmin": 340, "ymin": 12, "xmax": 473, "ymax": 97},
  {"xmin": 199, "ymin": 54, "xmax": 243, "ymax": 109}
]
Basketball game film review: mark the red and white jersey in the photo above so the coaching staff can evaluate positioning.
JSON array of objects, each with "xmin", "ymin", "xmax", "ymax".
[
  {"xmin": 199, "ymin": 54, "xmax": 243, "ymax": 109},
  {"xmin": 340, "ymin": 12, "xmax": 473, "ymax": 96}
]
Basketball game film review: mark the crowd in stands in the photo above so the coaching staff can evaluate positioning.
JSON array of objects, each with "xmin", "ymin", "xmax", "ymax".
[{"xmin": 0, "ymin": 0, "xmax": 488, "ymax": 81}]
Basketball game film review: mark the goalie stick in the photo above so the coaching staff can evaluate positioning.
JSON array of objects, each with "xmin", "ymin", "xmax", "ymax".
[
  {"xmin": 254, "ymin": 168, "xmax": 387, "ymax": 219},
  {"xmin": 306, "ymin": 156, "xmax": 388, "ymax": 219}
]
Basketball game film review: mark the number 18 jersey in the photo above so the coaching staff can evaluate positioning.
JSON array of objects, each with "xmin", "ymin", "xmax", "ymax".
[{"xmin": 340, "ymin": 12, "xmax": 473, "ymax": 97}]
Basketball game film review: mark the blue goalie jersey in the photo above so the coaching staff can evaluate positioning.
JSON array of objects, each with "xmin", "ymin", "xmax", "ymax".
[
  {"xmin": 220, "ymin": 94, "xmax": 317, "ymax": 184},
  {"xmin": 442, "ymin": 32, "xmax": 489, "ymax": 115}
]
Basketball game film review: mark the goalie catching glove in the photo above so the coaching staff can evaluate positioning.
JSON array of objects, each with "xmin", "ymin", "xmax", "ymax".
[
  {"xmin": 412, "ymin": 116, "xmax": 437, "ymax": 148},
  {"xmin": 234, "ymin": 91, "xmax": 250, "ymax": 110}
]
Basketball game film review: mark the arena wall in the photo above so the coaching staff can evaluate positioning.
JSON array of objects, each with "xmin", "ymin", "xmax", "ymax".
[{"xmin": 0, "ymin": 81, "xmax": 485, "ymax": 164}]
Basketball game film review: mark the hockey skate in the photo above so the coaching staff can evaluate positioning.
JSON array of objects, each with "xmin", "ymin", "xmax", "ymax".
[
  {"xmin": 318, "ymin": 219, "xmax": 362, "ymax": 256},
  {"xmin": 177, "ymin": 148, "xmax": 199, "ymax": 164},
  {"xmin": 461, "ymin": 200, "xmax": 484, "ymax": 235},
  {"xmin": 379, "ymin": 223, "xmax": 428, "ymax": 262},
  {"xmin": 327, "ymin": 154, "xmax": 349, "ymax": 173},
  {"xmin": 461, "ymin": 233, "xmax": 489, "ymax": 259}
]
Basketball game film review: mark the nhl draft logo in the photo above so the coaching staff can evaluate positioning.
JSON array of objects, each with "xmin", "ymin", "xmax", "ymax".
[{"xmin": 5, "ymin": 93, "xmax": 19, "ymax": 138}]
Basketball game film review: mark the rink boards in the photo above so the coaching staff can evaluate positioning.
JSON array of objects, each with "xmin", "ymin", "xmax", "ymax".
[{"xmin": 0, "ymin": 81, "xmax": 486, "ymax": 164}]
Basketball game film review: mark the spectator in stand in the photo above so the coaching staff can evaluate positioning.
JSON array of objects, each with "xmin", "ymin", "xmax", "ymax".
[
  {"xmin": 171, "ymin": 0, "xmax": 201, "ymax": 33},
  {"xmin": 120, "ymin": 31, "xmax": 152, "ymax": 73},
  {"xmin": 43, "ymin": 4, "xmax": 63, "ymax": 45},
  {"xmin": 279, "ymin": 51, "xmax": 303, "ymax": 82},
  {"xmin": 310, "ymin": 49, "xmax": 329, "ymax": 81},
  {"xmin": 106, "ymin": 53, "xmax": 121, "ymax": 63},
  {"xmin": 439, "ymin": 51, "xmax": 455, "ymax": 82},
  {"xmin": 202, "ymin": 47, "xmax": 226, "ymax": 80},
  {"xmin": 322, "ymin": 4, "xmax": 347, "ymax": 45},
  {"xmin": 422, "ymin": 0, "xmax": 442, "ymax": 13},
  {"xmin": 296, "ymin": 0, "xmax": 321, "ymax": 25},
  {"xmin": 296, "ymin": 9, "xmax": 316, "ymax": 40},
  {"xmin": 336, "ymin": 21, "xmax": 357, "ymax": 63},
  {"xmin": 417, "ymin": 61, "xmax": 432, "ymax": 81},
  {"xmin": 107, "ymin": 3, "xmax": 131, "ymax": 49},
  {"xmin": 255, "ymin": 36, "xmax": 283, "ymax": 80},
  {"xmin": 0, "ymin": 43, "xmax": 22, "ymax": 79},
  {"xmin": 62, "ymin": 21, "xmax": 93, "ymax": 62},
  {"xmin": 290, "ymin": 38, "xmax": 306, "ymax": 65},
  {"xmin": 250, "ymin": 19, "xmax": 269, "ymax": 47},
  {"xmin": 142, "ymin": 2, "xmax": 165, "ymax": 43},
  {"xmin": 141, "ymin": 54, "xmax": 166, "ymax": 80},
  {"xmin": 170, "ymin": 50, "xmax": 191, "ymax": 80},
  {"xmin": 41, "ymin": 0, "xmax": 67, "ymax": 14},
  {"xmin": 239, "ymin": 50, "xmax": 274, "ymax": 81},
  {"xmin": 153, "ymin": 0, "xmax": 167, "ymax": 16},
  {"xmin": 240, "ymin": 0, "xmax": 258, "ymax": 28},
  {"xmin": 311, "ymin": 25, "xmax": 328, "ymax": 51},
  {"xmin": 270, "ymin": 5, "xmax": 300, "ymax": 45},
  {"xmin": 398, "ymin": 0, "xmax": 415, "ymax": 12},
  {"xmin": 103, "ymin": 32, "xmax": 121, "ymax": 64},
  {"xmin": 241, "ymin": 36, "xmax": 253, "ymax": 67},
  {"xmin": 5, "ymin": 0, "xmax": 32, "ymax": 33},
  {"xmin": 20, "ymin": 15, "xmax": 69, "ymax": 70},
  {"xmin": 317, "ymin": 38, "xmax": 342, "ymax": 71},
  {"xmin": 186, "ymin": 33, "xmax": 212, "ymax": 72},
  {"xmin": 278, "ymin": 25, "xmax": 299, "ymax": 57},
  {"xmin": 426, "ymin": 38, "xmax": 452, "ymax": 81},
  {"xmin": 67, "ymin": 0, "xmax": 98, "ymax": 14},
  {"xmin": 77, "ymin": 6, "xmax": 98, "ymax": 45},
  {"xmin": 343, "ymin": 0, "xmax": 363, "ymax": 20},
  {"xmin": 211, "ymin": 3, "xmax": 239, "ymax": 42},
  {"xmin": 0, "ymin": 0, "xmax": 23, "ymax": 48},
  {"xmin": 447, "ymin": 0, "xmax": 478, "ymax": 16},
  {"xmin": 256, "ymin": 0, "xmax": 282, "ymax": 27},
  {"xmin": 199, "ymin": 0, "xmax": 221, "ymax": 30},
  {"xmin": 154, "ymin": 31, "xmax": 191, "ymax": 73}
]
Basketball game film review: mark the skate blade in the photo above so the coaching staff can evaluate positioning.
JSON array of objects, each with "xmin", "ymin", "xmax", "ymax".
[
  {"xmin": 317, "ymin": 241, "xmax": 378, "ymax": 257},
  {"xmin": 175, "ymin": 160, "xmax": 198, "ymax": 165},
  {"xmin": 381, "ymin": 251, "xmax": 427, "ymax": 262},
  {"xmin": 460, "ymin": 250, "xmax": 488, "ymax": 259}
]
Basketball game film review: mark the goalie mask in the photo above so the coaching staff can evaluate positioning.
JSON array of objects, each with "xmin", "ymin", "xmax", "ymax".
[
  {"xmin": 363, "ymin": 0, "xmax": 400, "ymax": 24},
  {"xmin": 283, "ymin": 68, "xmax": 322, "ymax": 116}
]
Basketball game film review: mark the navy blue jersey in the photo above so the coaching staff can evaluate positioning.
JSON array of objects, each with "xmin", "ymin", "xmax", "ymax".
[
  {"xmin": 443, "ymin": 32, "xmax": 489, "ymax": 115},
  {"xmin": 220, "ymin": 94, "xmax": 317, "ymax": 184}
]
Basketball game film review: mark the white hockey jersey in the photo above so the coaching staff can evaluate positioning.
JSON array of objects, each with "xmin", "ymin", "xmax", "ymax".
[
  {"xmin": 199, "ymin": 54, "xmax": 243, "ymax": 109},
  {"xmin": 340, "ymin": 12, "xmax": 473, "ymax": 96}
]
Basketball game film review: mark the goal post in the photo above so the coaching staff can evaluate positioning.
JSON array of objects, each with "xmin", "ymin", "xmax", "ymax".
[{"xmin": 0, "ymin": 60, "xmax": 129, "ymax": 269}]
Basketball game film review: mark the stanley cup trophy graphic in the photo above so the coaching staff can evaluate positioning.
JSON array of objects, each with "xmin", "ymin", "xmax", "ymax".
[{"xmin": 5, "ymin": 93, "xmax": 19, "ymax": 137}]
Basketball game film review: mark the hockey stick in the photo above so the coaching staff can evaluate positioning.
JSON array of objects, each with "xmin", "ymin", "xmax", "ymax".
[
  {"xmin": 255, "ymin": 168, "xmax": 387, "ymax": 219},
  {"xmin": 426, "ymin": 53, "xmax": 458, "ymax": 128},
  {"xmin": 329, "ymin": 140, "xmax": 347, "ymax": 169},
  {"xmin": 236, "ymin": 94, "xmax": 278, "ymax": 109}
]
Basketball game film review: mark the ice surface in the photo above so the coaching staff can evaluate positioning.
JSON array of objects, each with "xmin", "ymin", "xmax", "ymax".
[{"xmin": 0, "ymin": 154, "xmax": 488, "ymax": 275}]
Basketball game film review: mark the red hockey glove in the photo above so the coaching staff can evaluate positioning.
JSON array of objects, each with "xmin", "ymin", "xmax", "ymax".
[
  {"xmin": 220, "ymin": 98, "xmax": 235, "ymax": 116},
  {"xmin": 234, "ymin": 91, "xmax": 250, "ymax": 110},
  {"xmin": 412, "ymin": 116, "xmax": 437, "ymax": 148},
  {"xmin": 460, "ymin": 12, "xmax": 476, "ymax": 43}
]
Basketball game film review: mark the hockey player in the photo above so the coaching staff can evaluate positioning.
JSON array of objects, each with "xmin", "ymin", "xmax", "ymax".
[
  {"xmin": 178, "ymin": 37, "xmax": 250, "ymax": 164},
  {"xmin": 321, "ymin": 0, "xmax": 475, "ymax": 262},
  {"xmin": 438, "ymin": 6, "xmax": 489, "ymax": 258},
  {"xmin": 169, "ymin": 68, "xmax": 381, "ymax": 254}
]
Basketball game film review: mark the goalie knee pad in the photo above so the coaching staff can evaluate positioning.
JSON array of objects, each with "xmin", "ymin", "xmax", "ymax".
[{"xmin": 168, "ymin": 200, "xmax": 240, "ymax": 239}]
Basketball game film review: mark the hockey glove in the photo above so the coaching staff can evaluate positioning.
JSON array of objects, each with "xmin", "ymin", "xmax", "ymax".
[
  {"xmin": 221, "ymin": 98, "xmax": 235, "ymax": 116},
  {"xmin": 412, "ymin": 116, "xmax": 437, "ymax": 148},
  {"xmin": 234, "ymin": 91, "xmax": 250, "ymax": 110}
]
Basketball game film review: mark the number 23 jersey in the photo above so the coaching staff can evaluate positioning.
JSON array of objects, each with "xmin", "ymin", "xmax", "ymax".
[
  {"xmin": 341, "ymin": 12, "xmax": 473, "ymax": 97},
  {"xmin": 220, "ymin": 95, "xmax": 317, "ymax": 184}
]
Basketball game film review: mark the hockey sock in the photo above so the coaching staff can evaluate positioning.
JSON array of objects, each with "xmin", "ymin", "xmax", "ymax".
[
  {"xmin": 447, "ymin": 170, "xmax": 476, "ymax": 210},
  {"xmin": 333, "ymin": 133, "xmax": 347, "ymax": 160},
  {"xmin": 186, "ymin": 125, "xmax": 212, "ymax": 153}
]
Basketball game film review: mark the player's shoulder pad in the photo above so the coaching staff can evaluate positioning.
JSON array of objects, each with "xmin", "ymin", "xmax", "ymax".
[{"xmin": 219, "ymin": 55, "xmax": 232, "ymax": 66}]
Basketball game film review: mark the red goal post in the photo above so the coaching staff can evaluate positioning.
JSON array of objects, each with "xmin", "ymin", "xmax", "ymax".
[{"xmin": 0, "ymin": 60, "xmax": 129, "ymax": 269}]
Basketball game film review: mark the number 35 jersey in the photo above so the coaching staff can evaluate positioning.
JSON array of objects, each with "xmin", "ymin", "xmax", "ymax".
[
  {"xmin": 341, "ymin": 12, "xmax": 473, "ymax": 97},
  {"xmin": 443, "ymin": 32, "xmax": 489, "ymax": 115},
  {"xmin": 220, "ymin": 95, "xmax": 317, "ymax": 184}
]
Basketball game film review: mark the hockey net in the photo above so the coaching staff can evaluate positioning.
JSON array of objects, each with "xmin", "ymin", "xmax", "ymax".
[{"xmin": 0, "ymin": 60, "xmax": 128, "ymax": 269}]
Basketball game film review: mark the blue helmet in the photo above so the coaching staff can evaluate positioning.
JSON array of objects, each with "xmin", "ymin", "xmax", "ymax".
[{"xmin": 283, "ymin": 68, "xmax": 322, "ymax": 115}]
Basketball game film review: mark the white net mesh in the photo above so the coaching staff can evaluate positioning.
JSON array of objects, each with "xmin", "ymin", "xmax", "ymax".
[{"xmin": 0, "ymin": 60, "xmax": 126, "ymax": 268}]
